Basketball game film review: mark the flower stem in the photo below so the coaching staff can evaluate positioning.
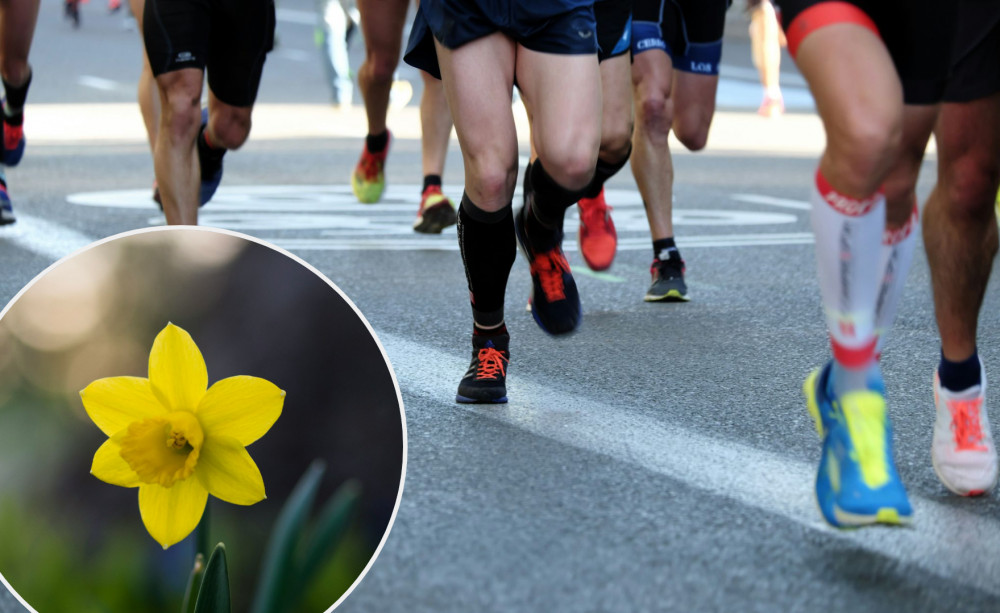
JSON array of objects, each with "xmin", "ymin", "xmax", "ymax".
[{"xmin": 197, "ymin": 501, "xmax": 212, "ymax": 558}]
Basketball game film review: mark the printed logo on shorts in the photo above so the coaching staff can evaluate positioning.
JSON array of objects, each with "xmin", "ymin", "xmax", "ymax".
[
  {"xmin": 635, "ymin": 38, "xmax": 666, "ymax": 51},
  {"xmin": 175, "ymin": 51, "xmax": 196, "ymax": 63},
  {"xmin": 689, "ymin": 61, "xmax": 714, "ymax": 74}
]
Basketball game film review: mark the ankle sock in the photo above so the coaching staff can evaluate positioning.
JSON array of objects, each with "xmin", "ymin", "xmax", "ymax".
[
  {"xmin": 423, "ymin": 174, "xmax": 442, "ymax": 193},
  {"xmin": 939, "ymin": 349, "xmax": 982, "ymax": 392},
  {"xmin": 366, "ymin": 130, "xmax": 389, "ymax": 154}
]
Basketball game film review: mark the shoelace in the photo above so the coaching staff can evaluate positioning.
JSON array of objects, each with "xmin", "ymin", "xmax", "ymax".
[
  {"xmin": 3, "ymin": 122, "xmax": 21, "ymax": 152},
  {"xmin": 580, "ymin": 198, "xmax": 611, "ymax": 230},
  {"xmin": 357, "ymin": 149, "xmax": 385, "ymax": 181},
  {"xmin": 949, "ymin": 397, "xmax": 988, "ymax": 451},
  {"xmin": 652, "ymin": 257, "xmax": 685, "ymax": 280},
  {"xmin": 475, "ymin": 347, "xmax": 507, "ymax": 380},
  {"xmin": 842, "ymin": 398, "xmax": 890, "ymax": 488},
  {"xmin": 531, "ymin": 250, "xmax": 570, "ymax": 301}
]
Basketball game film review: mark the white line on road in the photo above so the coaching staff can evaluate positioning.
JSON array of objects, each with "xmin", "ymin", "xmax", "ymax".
[
  {"xmin": 378, "ymin": 330, "xmax": 1000, "ymax": 596},
  {"xmin": 0, "ymin": 213, "xmax": 96, "ymax": 261},
  {"xmin": 732, "ymin": 193, "xmax": 811, "ymax": 210},
  {"xmin": 77, "ymin": 75, "xmax": 122, "ymax": 92}
]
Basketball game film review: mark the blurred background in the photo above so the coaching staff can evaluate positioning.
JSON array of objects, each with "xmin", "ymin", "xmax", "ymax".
[{"xmin": 0, "ymin": 228, "xmax": 404, "ymax": 612}]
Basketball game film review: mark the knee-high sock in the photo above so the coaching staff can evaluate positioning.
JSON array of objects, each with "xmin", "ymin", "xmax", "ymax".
[
  {"xmin": 581, "ymin": 146, "xmax": 632, "ymax": 199},
  {"xmin": 874, "ymin": 201, "xmax": 919, "ymax": 357},
  {"xmin": 457, "ymin": 194, "xmax": 516, "ymax": 327},
  {"xmin": 809, "ymin": 169, "xmax": 884, "ymax": 392}
]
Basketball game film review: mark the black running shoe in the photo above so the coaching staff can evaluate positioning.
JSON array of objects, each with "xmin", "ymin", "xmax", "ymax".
[
  {"xmin": 456, "ymin": 332, "xmax": 509, "ymax": 404},
  {"xmin": 514, "ymin": 200, "xmax": 581, "ymax": 335},
  {"xmin": 644, "ymin": 254, "xmax": 690, "ymax": 302}
]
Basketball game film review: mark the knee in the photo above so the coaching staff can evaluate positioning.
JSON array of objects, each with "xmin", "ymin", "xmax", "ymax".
[
  {"xmin": 209, "ymin": 111, "xmax": 252, "ymax": 150},
  {"xmin": 828, "ymin": 109, "xmax": 903, "ymax": 195},
  {"xmin": 469, "ymin": 156, "xmax": 517, "ymax": 207},
  {"xmin": 161, "ymin": 91, "xmax": 202, "ymax": 144},
  {"xmin": 541, "ymin": 147, "xmax": 598, "ymax": 191},
  {"xmin": 637, "ymin": 94, "xmax": 673, "ymax": 134},
  {"xmin": 942, "ymin": 155, "xmax": 1000, "ymax": 222},
  {"xmin": 600, "ymin": 120, "xmax": 634, "ymax": 161},
  {"xmin": 673, "ymin": 121, "xmax": 709, "ymax": 152},
  {"xmin": 361, "ymin": 51, "xmax": 398, "ymax": 85}
]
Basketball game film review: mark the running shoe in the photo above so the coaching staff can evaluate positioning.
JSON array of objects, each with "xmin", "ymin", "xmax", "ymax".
[
  {"xmin": 0, "ymin": 182, "xmax": 14, "ymax": 226},
  {"xmin": 351, "ymin": 131, "xmax": 390, "ymax": 204},
  {"xmin": 197, "ymin": 108, "xmax": 221, "ymax": 206},
  {"xmin": 931, "ymin": 362, "xmax": 998, "ymax": 496},
  {"xmin": 1, "ymin": 104, "xmax": 25, "ymax": 167},
  {"xmin": 514, "ymin": 202, "xmax": 581, "ymax": 335},
  {"xmin": 577, "ymin": 187, "xmax": 617, "ymax": 271},
  {"xmin": 456, "ymin": 331, "xmax": 510, "ymax": 404},
  {"xmin": 413, "ymin": 185, "xmax": 457, "ymax": 234},
  {"xmin": 803, "ymin": 362, "xmax": 912, "ymax": 528},
  {"xmin": 758, "ymin": 94, "xmax": 784, "ymax": 118},
  {"xmin": 644, "ymin": 254, "xmax": 689, "ymax": 302}
]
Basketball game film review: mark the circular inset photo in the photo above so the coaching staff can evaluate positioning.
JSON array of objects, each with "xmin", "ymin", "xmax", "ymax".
[{"xmin": 0, "ymin": 227, "xmax": 405, "ymax": 613}]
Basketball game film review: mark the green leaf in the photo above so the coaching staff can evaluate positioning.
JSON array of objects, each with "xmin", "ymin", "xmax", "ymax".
[
  {"xmin": 250, "ymin": 459, "xmax": 326, "ymax": 613},
  {"xmin": 193, "ymin": 544, "xmax": 231, "ymax": 613},
  {"xmin": 297, "ymin": 479, "xmax": 362, "ymax": 591},
  {"xmin": 181, "ymin": 553, "xmax": 206, "ymax": 613}
]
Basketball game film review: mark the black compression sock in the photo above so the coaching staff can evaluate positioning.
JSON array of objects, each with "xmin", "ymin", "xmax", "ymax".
[
  {"xmin": 582, "ymin": 145, "xmax": 632, "ymax": 199},
  {"xmin": 458, "ymin": 193, "xmax": 516, "ymax": 328},
  {"xmin": 197, "ymin": 126, "xmax": 226, "ymax": 179},
  {"xmin": 653, "ymin": 237, "xmax": 678, "ymax": 261},
  {"xmin": 366, "ymin": 130, "xmax": 389, "ymax": 153},
  {"xmin": 423, "ymin": 174, "xmax": 442, "ymax": 192},
  {"xmin": 2, "ymin": 70, "xmax": 32, "ymax": 126},
  {"xmin": 474, "ymin": 322, "xmax": 508, "ymax": 337},
  {"xmin": 938, "ymin": 349, "xmax": 982, "ymax": 391},
  {"xmin": 526, "ymin": 159, "xmax": 586, "ymax": 229}
]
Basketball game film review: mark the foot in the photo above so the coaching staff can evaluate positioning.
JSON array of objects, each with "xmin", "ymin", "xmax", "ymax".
[
  {"xmin": 352, "ymin": 131, "xmax": 390, "ymax": 204},
  {"xmin": 932, "ymin": 362, "xmax": 998, "ymax": 496},
  {"xmin": 1, "ymin": 105, "xmax": 26, "ymax": 167},
  {"xmin": 644, "ymin": 253, "xmax": 690, "ymax": 302},
  {"xmin": 577, "ymin": 187, "xmax": 617, "ymax": 271},
  {"xmin": 514, "ymin": 202, "xmax": 581, "ymax": 336},
  {"xmin": 413, "ymin": 185, "xmax": 457, "ymax": 234},
  {"xmin": 803, "ymin": 363, "xmax": 912, "ymax": 528},
  {"xmin": 757, "ymin": 94, "xmax": 784, "ymax": 118},
  {"xmin": 0, "ymin": 183, "xmax": 15, "ymax": 225},
  {"xmin": 456, "ymin": 331, "xmax": 509, "ymax": 404},
  {"xmin": 197, "ymin": 109, "xmax": 222, "ymax": 206}
]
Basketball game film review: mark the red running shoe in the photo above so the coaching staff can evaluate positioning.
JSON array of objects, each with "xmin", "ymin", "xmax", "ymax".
[{"xmin": 577, "ymin": 187, "xmax": 617, "ymax": 271}]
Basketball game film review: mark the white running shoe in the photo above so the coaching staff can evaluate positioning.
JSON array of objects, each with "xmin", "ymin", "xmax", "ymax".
[{"xmin": 932, "ymin": 361, "xmax": 998, "ymax": 496}]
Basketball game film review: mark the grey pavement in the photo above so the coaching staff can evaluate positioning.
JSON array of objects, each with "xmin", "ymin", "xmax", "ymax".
[{"xmin": 1, "ymin": 1, "xmax": 999, "ymax": 612}]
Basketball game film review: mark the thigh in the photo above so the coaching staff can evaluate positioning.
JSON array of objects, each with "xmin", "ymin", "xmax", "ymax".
[
  {"xmin": 600, "ymin": 53, "xmax": 633, "ymax": 134},
  {"xmin": 206, "ymin": 0, "xmax": 275, "ymax": 107},
  {"xmin": 358, "ymin": 0, "xmax": 409, "ymax": 58},
  {"xmin": 143, "ymin": 0, "xmax": 210, "ymax": 76},
  {"xmin": 935, "ymin": 92, "xmax": 1000, "ymax": 198},
  {"xmin": 671, "ymin": 71, "xmax": 718, "ymax": 142}
]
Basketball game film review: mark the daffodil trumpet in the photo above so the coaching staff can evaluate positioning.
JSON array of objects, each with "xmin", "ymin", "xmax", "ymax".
[{"xmin": 81, "ymin": 323, "xmax": 285, "ymax": 549}]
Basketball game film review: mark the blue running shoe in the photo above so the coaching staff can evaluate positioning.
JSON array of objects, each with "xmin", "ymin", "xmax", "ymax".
[
  {"xmin": 513, "ymin": 202, "xmax": 581, "ymax": 336},
  {"xmin": 1, "ymin": 102, "xmax": 25, "ymax": 167},
  {"xmin": 803, "ymin": 362, "xmax": 912, "ymax": 527},
  {"xmin": 197, "ymin": 108, "xmax": 221, "ymax": 206},
  {"xmin": 0, "ymin": 181, "xmax": 14, "ymax": 225}
]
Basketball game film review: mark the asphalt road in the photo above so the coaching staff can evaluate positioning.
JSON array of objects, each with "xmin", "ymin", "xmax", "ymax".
[{"xmin": 2, "ymin": 1, "xmax": 1000, "ymax": 612}]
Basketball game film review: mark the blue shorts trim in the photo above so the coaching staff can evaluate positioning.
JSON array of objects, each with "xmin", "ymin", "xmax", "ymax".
[{"xmin": 676, "ymin": 40, "xmax": 722, "ymax": 75}]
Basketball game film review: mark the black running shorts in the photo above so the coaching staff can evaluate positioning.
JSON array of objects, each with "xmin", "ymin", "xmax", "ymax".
[
  {"xmin": 943, "ymin": 0, "xmax": 1000, "ymax": 102},
  {"xmin": 404, "ymin": 0, "xmax": 598, "ymax": 79},
  {"xmin": 631, "ymin": 0, "xmax": 730, "ymax": 75},
  {"xmin": 144, "ymin": 0, "xmax": 275, "ymax": 107},
  {"xmin": 596, "ymin": 0, "xmax": 633, "ymax": 62},
  {"xmin": 775, "ymin": 0, "xmax": 954, "ymax": 105}
]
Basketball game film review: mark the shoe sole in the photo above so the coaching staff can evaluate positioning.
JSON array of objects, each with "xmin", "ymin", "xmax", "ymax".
[
  {"xmin": 931, "ymin": 453, "xmax": 997, "ymax": 497},
  {"xmin": 413, "ymin": 202, "xmax": 457, "ymax": 234},
  {"xmin": 644, "ymin": 289, "xmax": 691, "ymax": 302},
  {"xmin": 803, "ymin": 368, "xmax": 826, "ymax": 438},
  {"xmin": 455, "ymin": 394, "xmax": 508, "ymax": 404}
]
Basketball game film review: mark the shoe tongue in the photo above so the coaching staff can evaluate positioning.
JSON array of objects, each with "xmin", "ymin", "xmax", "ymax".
[{"xmin": 484, "ymin": 340, "xmax": 495, "ymax": 349}]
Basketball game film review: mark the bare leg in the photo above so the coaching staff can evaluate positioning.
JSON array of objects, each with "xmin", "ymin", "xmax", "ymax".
[
  {"xmin": 750, "ymin": 0, "xmax": 783, "ymax": 115},
  {"xmin": 924, "ymin": 92, "xmax": 1000, "ymax": 362},
  {"xmin": 128, "ymin": 0, "xmax": 159, "ymax": 154},
  {"xmin": 356, "ymin": 0, "xmax": 408, "ymax": 136},
  {"xmin": 597, "ymin": 53, "xmax": 633, "ymax": 163},
  {"xmin": 420, "ymin": 70, "xmax": 452, "ymax": 178},
  {"xmin": 631, "ymin": 49, "xmax": 676, "ymax": 240},
  {"xmin": 153, "ymin": 68, "xmax": 203, "ymax": 225},
  {"xmin": 0, "ymin": 0, "xmax": 40, "ymax": 85}
]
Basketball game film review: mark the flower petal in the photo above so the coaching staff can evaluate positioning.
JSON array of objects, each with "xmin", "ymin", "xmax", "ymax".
[
  {"xmin": 197, "ymin": 376, "xmax": 284, "ymax": 445},
  {"xmin": 138, "ymin": 479, "xmax": 208, "ymax": 549},
  {"xmin": 91, "ymin": 433, "xmax": 141, "ymax": 488},
  {"xmin": 148, "ymin": 323, "xmax": 208, "ymax": 413},
  {"xmin": 196, "ymin": 435, "xmax": 266, "ymax": 506},
  {"xmin": 80, "ymin": 376, "xmax": 165, "ymax": 437}
]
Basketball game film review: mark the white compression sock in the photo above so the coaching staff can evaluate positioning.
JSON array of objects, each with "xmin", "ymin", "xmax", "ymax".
[
  {"xmin": 809, "ymin": 169, "xmax": 884, "ymax": 393},
  {"xmin": 874, "ymin": 202, "xmax": 919, "ymax": 356}
]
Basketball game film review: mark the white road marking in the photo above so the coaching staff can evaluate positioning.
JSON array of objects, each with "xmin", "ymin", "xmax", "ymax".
[
  {"xmin": 0, "ymin": 213, "xmax": 96, "ymax": 261},
  {"xmin": 378, "ymin": 330, "xmax": 1000, "ymax": 597},
  {"xmin": 77, "ymin": 75, "xmax": 121, "ymax": 92},
  {"xmin": 732, "ymin": 193, "xmax": 811, "ymax": 211}
]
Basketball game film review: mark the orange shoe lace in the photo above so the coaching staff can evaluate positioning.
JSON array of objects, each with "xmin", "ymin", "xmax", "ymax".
[
  {"xmin": 475, "ymin": 347, "xmax": 507, "ymax": 380},
  {"xmin": 3, "ymin": 122, "xmax": 22, "ymax": 152},
  {"xmin": 950, "ymin": 397, "xmax": 987, "ymax": 451},
  {"xmin": 530, "ymin": 249, "xmax": 570, "ymax": 301},
  {"xmin": 579, "ymin": 193, "xmax": 610, "ymax": 230},
  {"xmin": 357, "ymin": 148, "xmax": 386, "ymax": 182}
]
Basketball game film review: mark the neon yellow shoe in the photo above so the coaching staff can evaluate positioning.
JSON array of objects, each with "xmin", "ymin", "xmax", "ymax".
[
  {"xmin": 351, "ymin": 131, "xmax": 391, "ymax": 204},
  {"xmin": 413, "ymin": 185, "xmax": 457, "ymax": 234}
]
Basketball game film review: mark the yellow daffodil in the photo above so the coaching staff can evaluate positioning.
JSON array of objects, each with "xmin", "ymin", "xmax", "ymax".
[{"xmin": 81, "ymin": 323, "xmax": 284, "ymax": 549}]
